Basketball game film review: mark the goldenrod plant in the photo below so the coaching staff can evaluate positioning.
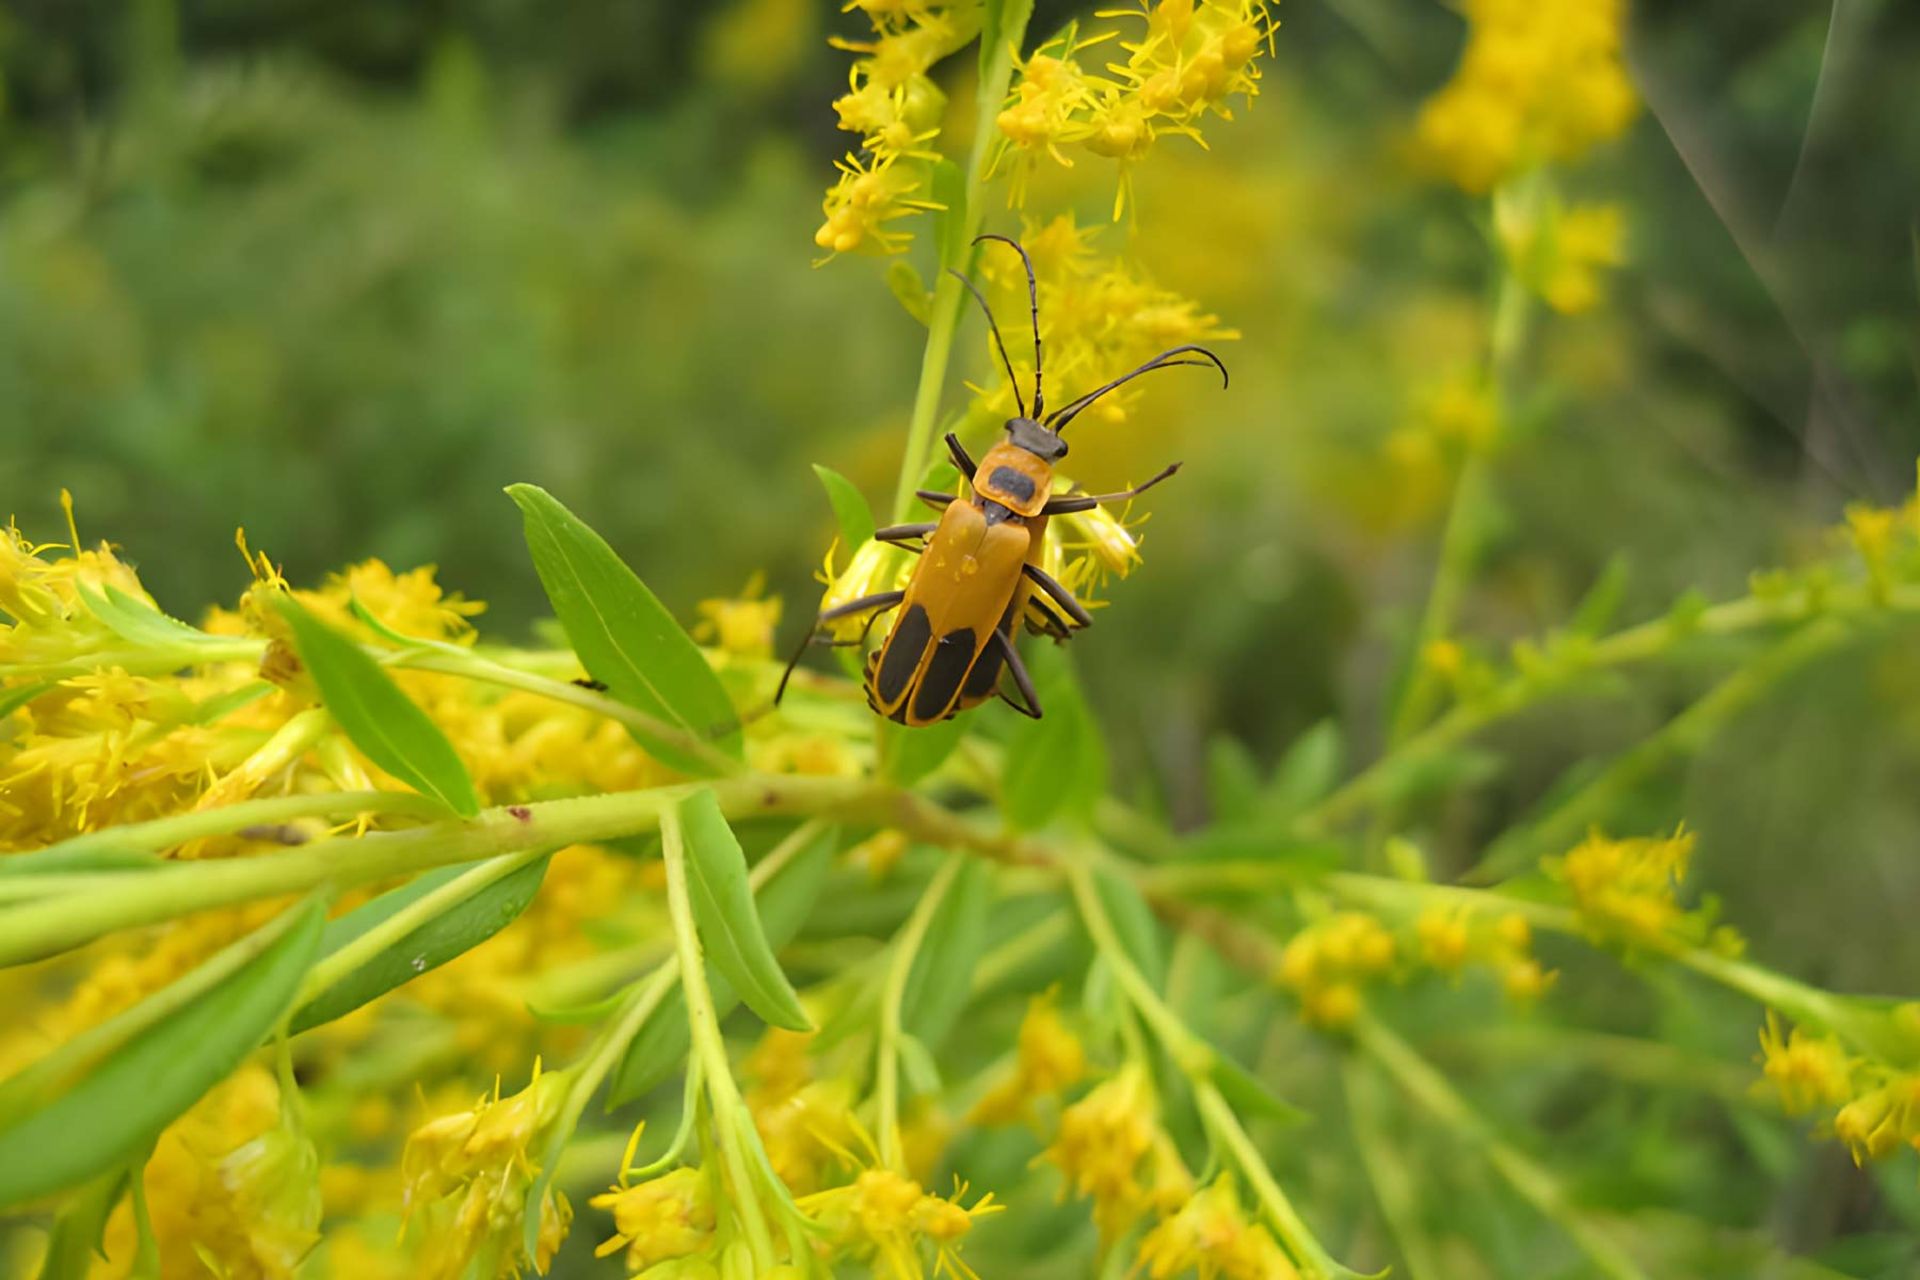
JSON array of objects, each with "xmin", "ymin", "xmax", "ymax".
[{"xmin": 2, "ymin": 2, "xmax": 1918, "ymax": 1278}]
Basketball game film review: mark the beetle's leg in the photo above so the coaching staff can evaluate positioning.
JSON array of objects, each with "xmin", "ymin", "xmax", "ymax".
[
  {"xmin": 993, "ymin": 630, "xmax": 1043, "ymax": 719},
  {"xmin": 1040, "ymin": 462, "xmax": 1181, "ymax": 515},
  {"xmin": 875, "ymin": 522, "xmax": 938, "ymax": 545},
  {"xmin": 774, "ymin": 590, "xmax": 906, "ymax": 705},
  {"xmin": 916, "ymin": 488, "xmax": 957, "ymax": 511},
  {"xmin": 1020, "ymin": 563, "xmax": 1095, "ymax": 629},
  {"xmin": 1024, "ymin": 594, "xmax": 1077, "ymax": 640},
  {"xmin": 945, "ymin": 432, "xmax": 978, "ymax": 480}
]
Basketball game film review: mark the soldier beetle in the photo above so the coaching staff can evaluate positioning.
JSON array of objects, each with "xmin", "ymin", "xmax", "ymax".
[{"xmin": 778, "ymin": 235, "xmax": 1227, "ymax": 724}]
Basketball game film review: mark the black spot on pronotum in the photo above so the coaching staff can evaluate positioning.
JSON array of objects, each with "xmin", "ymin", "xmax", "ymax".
[
  {"xmin": 913, "ymin": 627, "xmax": 977, "ymax": 722},
  {"xmin": 508, "ymin": 805, "xmax": 532, "ymax": 822},
  {"xmin": 988, "ymin": 465, "xmax": 1037, "ymax": 505},
  {"xmin": 875, "ymin": 604, "xmax": 932, "ymax": 707}
]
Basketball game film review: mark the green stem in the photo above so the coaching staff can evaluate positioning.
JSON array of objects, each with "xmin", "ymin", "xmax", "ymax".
[
  {"xmin": 886, "ymin": 7, "xmax": 1033, "ymax": 522},
  {"xmin": 1342, "ymin": 1057, "xmax": 1445, "ymax": 1280},
  {"xmin": 1066, "ymin": 858, "xmax": 1342, "ymax": 1279},
  {"xmin": 1354, "ymin": 1009, "xmax": 1648, "ymax": 1280},
  {"xmin": 14, "ymin": 789, "xmax": 446, "ymax": 867},
  {"xmin": 1305, "ymin": 582, "xmax": 1920, "ymax": 833},
  {"xmin": 875, "ymin": 854, "xmax": 964, "ymax": 1170},
  {"xmin": 1466, "ymin": 618, "xmax": 1849, "ymax": 881},
  {"xmin": 0, "ymin": 775, "xmax": 877, "ymax": 968},
  {"xmin": 661, "ymin": 804, "xmax": 777, "ymax": 1270}
]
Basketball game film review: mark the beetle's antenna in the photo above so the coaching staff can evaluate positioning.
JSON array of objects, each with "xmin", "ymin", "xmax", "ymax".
[
  {"xmin": 976, "ymin": 234, "xmax": 1043, "ymax": 418},
  {"xmin": 948, "ymin": 268, "xmax": 1026, "ymax": 418},
  {"xmin": 1047, "ymin": 344, "xmax": 1229, "ymax": 432}
]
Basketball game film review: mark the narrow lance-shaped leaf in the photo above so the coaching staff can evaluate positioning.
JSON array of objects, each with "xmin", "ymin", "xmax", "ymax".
[
  {"xmin": 901, "ymin": 857, "xmax": 993, "ymax": 1050},
  {"xmin": 274, "ymin": 595, "xmax": 480, "ymax": 818},
  {"xmin": 1001, "ymin": 645, "xmax": 1107, "ymax": 830},
  {"xmin": 678, "ymin": 789, "xmax": 812, "ymax": 1032},
  {"xmin": 609, "ymin": 823, "xmax": 836, "ymax": 1104},
  {"xmin": 506, "ymin": 484, "xmax": 742, "ymax": 774},
  {"xmin": 291, "ymin": 854, "xmax": 552, "ymax": 1033},
  {"xmin": 0, "ymin": 898, "xmax": 325, "ymax": 1208},
  {"xmin": 812, "ymin": 464, "xmax": 878, "ymax": 552}
]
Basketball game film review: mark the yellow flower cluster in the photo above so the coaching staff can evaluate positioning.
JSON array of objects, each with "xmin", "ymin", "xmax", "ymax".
[
  {"xmin": 1414, "ymin": 0, "xmax": 1638, "ymax": 194},
  {"xmin": 60, "ymin": 1065, "xmax": 318, "ymax": 1280},
  {"xmin": 975, "ymin": 215, "xmax": 1236, "ymax": 426},
  {"xmin": 1498, "ymin": 197, "xmax": 1627, "ymax": 315},
  {"xmin": 1758, "ymin": 1014, "xmax": 1920, "ymax": 1167},
  {"xmin": 798, "ymin": 1167, "xmax": 1002, "ymax": 1280},
  {"xmin": 1274, "ymin": 912, "xmax": 1396, "ymax": 1028},
  {"xmin": 1135, "ymin": 1175, "xmax": 1300, "ymax": 1280},
  {"xmin": 971, "ymin": 989, "xmax": 1088, "ymax": 1124},
  {"xmin": 1546, "ymin": 827, "xmax": 1742, "ymax": 953},
  {"xmin": 993, "ymin": 1, "xmax": 1277, "ymax": 215},
  {"xmin": 400, "ymin": 1065, "xmax": 574, "ymax": 1279},
  {"xmin": 815, "ymin": 3, "xmax": 978, "ymax": 256},
  {"xmin": 1039, "ymin": 1064, "xmax": 1193, "ymax": 1242},
  {"xmin": 743, "ymin": 1028, "xmax": 862, "ymax": 1194},
  {"xmin": 1380, "ymin": 371, "xmax": 1499, "ymax": 521},
  {"xmin": 589, "ymin": 1166, "xmax": 716, "ymax": 1271},
  {"xmin": 1276, "ymin": 905, "xmax": 1551, "ymax": 1028}
]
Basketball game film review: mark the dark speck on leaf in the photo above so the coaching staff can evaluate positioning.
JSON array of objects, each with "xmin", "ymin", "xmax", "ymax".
[
  {"xmin": 762, "ymin": 790, "xmax": 780, "ymax": 808},
  {"xmin": 572, "ymin": 677, "xmax": 608, "ymax": 692},
  {"xmin": 508, "ymin": 805, "xmax": 532, "ymax": 822}
]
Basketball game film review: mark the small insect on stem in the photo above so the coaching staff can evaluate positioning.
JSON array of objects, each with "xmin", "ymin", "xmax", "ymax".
[{"xmin": 777, "ymin": 234, "xmax": 1227, "ymax": 724}]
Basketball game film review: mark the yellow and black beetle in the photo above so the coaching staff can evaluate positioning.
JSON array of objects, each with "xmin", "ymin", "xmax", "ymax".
[{"xmin": 778, "ymin": 235, "xmax": 1227, "ymax": 724}]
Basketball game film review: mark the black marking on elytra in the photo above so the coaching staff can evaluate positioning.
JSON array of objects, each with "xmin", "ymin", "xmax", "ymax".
[
  {"xmin": 988, "ymin": 465, "xmax": 1037, "ymax": 505},
  {"xmin": 875, "ymin": 604, "xmax": 932, "ymax": 707},
  {"xmin": 913, "ymin": 627, "xmax": 978, "ymax": 722}
]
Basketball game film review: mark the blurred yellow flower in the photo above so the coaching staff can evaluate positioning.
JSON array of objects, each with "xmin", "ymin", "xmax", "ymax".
[
  {"xmin": 1135, "ymin": 1174, "xmax": 1300, "ymax": 1280},
  {"xmin": 1499, "ymin": 199, "xmax": 1628, "ymax": 315},
  {"xmin": 1549, "ymin": 826, "xmax": 1708, "ymax": 948},
  {"xmin": 1415, "ymin": 0, "xmax": 1638, "ymax": 193},
  {"xmin": 589, "ymin": 1166, "xmax": 716, "ymax": 1269}
]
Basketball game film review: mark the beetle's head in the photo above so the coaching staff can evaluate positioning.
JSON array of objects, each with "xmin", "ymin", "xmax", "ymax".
[{"xmin": 1005, "ymin": 416, "xmax": 1068, "ymax": 462}]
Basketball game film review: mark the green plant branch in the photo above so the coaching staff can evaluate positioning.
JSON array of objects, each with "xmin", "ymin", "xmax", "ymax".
[
  {"xmin": 1342, "ymin": 1057, "xmax": 1445, "ymax": 1280},
  {"xmin": 875, "ymin": 853, "xmax": 964, "ymax": 1171},
  {"xmin": 0, "ymin": 774, "xmax": 876, "ymax": 968},
  {"xmin": 1467, "ymin": 617, "xmax": 1850, "ymax": 881},
  {"xmin": 887, "ymin": 6, "xmax": 1034, "ymax": 522},
  {"xmin": 1304, "ymin": 580, "xmax": 1920, "ymax": 833},
  {"xmin": 660, "ymin": 802, "xmax": 777, "ymax": 1270},
  {"xmin": 1353, "ymin": 1009, "xmax": 1649, "ymax": 1280}
]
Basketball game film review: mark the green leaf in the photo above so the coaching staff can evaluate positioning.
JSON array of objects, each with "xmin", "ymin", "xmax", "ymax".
[
  {"xmin": 881, "ymin": 715, "xmax": 966, "ymax": 787},
  {"xmin": 0, "ymin": 681, "xmax": 55, "ymax": 721},
  {"xmin": 608, "ymin": 825, "xmax": 834, "ymax": 1104},
  {"xmin": 897, "ymin": 1032, "xmax": 944, "ymax": 1096},
  {"xmin": 291, "ymin": 855, "xmax": 551, "ymax": 1033},
  {"xmin": 1001, "ymin": 645, "xmax": 1107, "ymax": 830},
  {"xmin": 274, "ymin": 596, "xmax": 480, "ymax": 818},
  {"xmin": 1269, "ymin": 720, "xmax": 1343, "ymax": 816},
  {"xmin": 1206, "ymin": 737, "xmax": 1264, "ymax": 823},
  {"xmin": 901, "ymin": 858, "xmax": 993, "ymax": 1050},
  {"xmin": 36, "ymin": 1168, "xmax": 129, "ymax": 1280},
  {"xmin": 812, "ymin": 464, "xmax": 878, "ymax": 553},
  {"xmin": 1209, "ymin": 1049, "xmax": 1307, "ymax": 1124},
  {"xmin": 0, "ymin": 899, "xmax": 324, "ymax": 1208},
  {"xmin": 885, "ymin": 259, "xmax": 933, "ymax": 327},
  {"xmin": 678, "ymin": 790, "xmax": 811, "ymax": 1032},
  {"xmin": 1091, "ymin": 864, "xmax": 1166, "ymax": 990},
  {"xmin": 75, "ymin": 584, "xmax": 209, "ymax": 647},
  {"xmin": 506, "ymin": 484, "xmax": 742, "ymax": 774},
  {"xmin": 1570, "ymin": 553, "xmax": 1630, "ymax": 637}
]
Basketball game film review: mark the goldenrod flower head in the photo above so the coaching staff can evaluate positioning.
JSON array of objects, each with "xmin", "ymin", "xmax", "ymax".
[
  {"xmin": 694, "ymin": 572, "xmax": 782, "ymax": 660},
  {"xmin": 1274, "ymin": 912, "xmax": 1394, "ymax": 1028},
  {"xmin": 1548, "ymin": 826, "xmax": 1697, "ymax": 947},
  {"xmin": 1052, "ymin": 486, "xmax": 1148, "ymax": 585},
  {"xmin": 972, "ymin": 988, "xmax": 1088, "ymax": 1125},
  {"xmin": 1134, "ymin": 1174, "xmax": 1300, "ymax": 1280},
  {"xmin": 0, "ymin": 496, "xmax": 150, "ymax": 663},
  {"xmin": 589, "ymin": 1167, "xmax": 716, "ymax": 1269},
  {"xmin": 401, "ymin": 1063, "xmax": 574, "ymax": 1279},
  {"xmin": 815, "ymin": 152, "xmax": 945, "ymax": 259},
  {"xmin": 818, "ymin": 537, "xmax": 914, "ymax": 640},
  {"xmin": 1041, "ymin": 1064, "xmax": 1159, "ymax": 1239},
  {"xmin": 212, "ymin": 1103, "xmax": 325, "ymax": 1278},
  {"xmin": 1831, "ymin": 1077, "xmax": 1920, "ymax": 1166},
  {"xmin": 1757, "ymin": 1014, "xmax": 1856, "ymax": 1115},
  {"xmin": 1498, "ymin": 198, "xmax": 1628, "ymax": 315},
  {"xmin": 799, "ymin": 1166, "xmax": 1002, "ymax": 1278},
  {"xmin": 848, "ymin": 828, "xmax": 912, "ymax": 881},
  {"xmin": 1414, "ymin": 0, "xmax": 1638, "ymax": 193},
  {"xmin": 1415, "ymin": 907, "xmax": 1472, "ymax": 973}
]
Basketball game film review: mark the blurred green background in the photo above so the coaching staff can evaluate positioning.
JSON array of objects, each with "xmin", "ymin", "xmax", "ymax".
[{"xmin": 5, "ymin": 0, "xmax": 1920, "ymax": 973}]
